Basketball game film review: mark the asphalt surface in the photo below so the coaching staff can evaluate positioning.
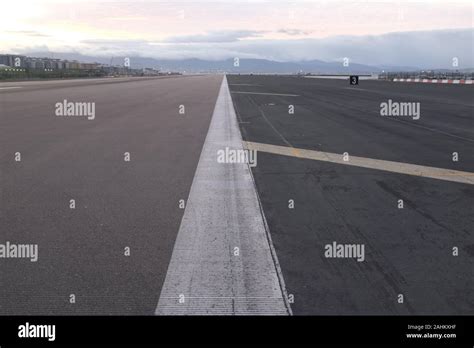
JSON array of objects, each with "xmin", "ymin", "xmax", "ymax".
[
  {"xmin": 227, "ymin": 75, "xmax": 474, "ymax": 315},
  {"xmin": 0, "ymin": 75, "xmax": 223, "ymax": 314},
  {"xmin": 1, "ymin": 74, "xmax": 472, "ymax": 316}
]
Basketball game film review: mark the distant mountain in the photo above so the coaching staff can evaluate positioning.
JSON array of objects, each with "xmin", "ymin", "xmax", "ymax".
[
  {"xmin": 23, "ymin": 51, "xmax": 386, "ymax": 74},
  {"xmin": 148, "ymin": 58, "xmax": 384, "ymax": 74},
  {"xmin": 22, "ymin": 51, "xmax": 423, "ymax": 74}
]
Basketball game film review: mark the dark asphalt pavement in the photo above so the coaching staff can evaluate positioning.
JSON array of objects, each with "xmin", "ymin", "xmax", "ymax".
[
  {"xmin": 1, "ymin": 74, "xmax": 472, "ymax": 315},
  {"xmin": 0, "ymin": 75, "xmax": 223, "ymax": 314},
  {"xmin": 227, "ymin": 75, "xmax": 474, "ymax": 315}
]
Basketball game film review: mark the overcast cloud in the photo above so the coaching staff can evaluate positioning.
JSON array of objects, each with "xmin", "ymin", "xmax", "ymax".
[{"xmin": 1, "ymin": 1, "xmax": 473, "ymax": 68}]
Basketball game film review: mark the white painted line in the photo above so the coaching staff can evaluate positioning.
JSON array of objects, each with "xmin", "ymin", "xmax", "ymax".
[
  {"xmin": 228, "ymin": 83, "xmax": 261, "ymax": 86},
  {"xmin": 243, "ymin": 141, "xmax": 474, "ymax": 186},
  {"xmin": 231, "ymin": 91, "xmax": 299, "ymax": 97},
  {"xmin": 0, "ymin": 86, "xmax": 22, "ymax": 90},
  {"xmin": 342, "ymin": 87, "xmax": 371, "ymax": 91},
  {"xmin": 156, "ymin": 76, "xmax": 291, "ymax": 315}
]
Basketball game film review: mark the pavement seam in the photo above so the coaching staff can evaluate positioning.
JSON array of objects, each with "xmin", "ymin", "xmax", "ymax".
[{"xmin": 244, "ymin": 159, "xmax": 294, "ymax": 315}]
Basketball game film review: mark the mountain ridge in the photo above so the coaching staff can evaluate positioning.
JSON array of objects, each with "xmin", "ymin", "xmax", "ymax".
[{"xmin": 18, "ymin": 52, "xmax": 422, "ymax": 73}]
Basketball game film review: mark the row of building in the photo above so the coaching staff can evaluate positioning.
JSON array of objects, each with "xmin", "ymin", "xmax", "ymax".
[
  {"xmin": 0, "ymin": 53, "xmax": 182, "ymax": 77},
  {"xmin": 0, "ymin": 54, "xmax": 101, "ymax": 70}
]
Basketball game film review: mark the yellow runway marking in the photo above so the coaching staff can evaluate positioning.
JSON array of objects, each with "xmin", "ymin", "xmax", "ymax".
[{"xmin": 243, "ymin": 141, "xmax": 474, "ymax": 185}]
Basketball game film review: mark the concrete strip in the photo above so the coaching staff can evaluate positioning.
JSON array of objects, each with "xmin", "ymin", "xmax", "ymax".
[
  {"xmin": 243, "ymin": 141, "xmax": 474, "ymax": 185},
  {"xmin": 156, "ymin": 76, "xmax": 291, "ymax": 315},
  {"xmin": 231, "ymin": 91, "xmax": 299, "ymax": 97}
]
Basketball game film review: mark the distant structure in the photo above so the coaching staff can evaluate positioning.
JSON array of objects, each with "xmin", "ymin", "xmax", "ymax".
[
  {"xmin": 0, "ymin": 53, "xmax": 181, "ymax": 80},
  {"xmin": 379, "ymin": 70, "xmax": 474, "ymax": 81},
  {"xmin": 0, "ymin": 54, "xmax": 100, "ymax": 70},
  {"xmin": 0, "ymin": 54, "xmax": 26, "ymax": 67}
]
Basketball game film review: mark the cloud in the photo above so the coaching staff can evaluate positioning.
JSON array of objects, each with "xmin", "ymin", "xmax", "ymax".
[
  {"xmin": 162, "ymin": 30, "xmax": 265, "ymax": 43},
  {"xmin": 155, "ymin": 28, "xmax": 474, "ymax": 68},
  {"xmin": 11, "ymin": 28, "xmax": 474, "ymax": 69},
  {"xmin": 6, "ymin": 30, "xmax": 50, "ymax": 37},
  {"xmin": 277, "ymin": 28, "xmax": 312, "ymax": 36},
  {"xmin": 79, "ymin": 39, "xmax": 150, "ymax": 56}
]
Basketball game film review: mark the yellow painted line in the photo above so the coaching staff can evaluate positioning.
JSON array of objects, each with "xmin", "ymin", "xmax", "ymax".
[{"xmin": 243, "ymin": 141, "xmax": 474, "ymax": 185}]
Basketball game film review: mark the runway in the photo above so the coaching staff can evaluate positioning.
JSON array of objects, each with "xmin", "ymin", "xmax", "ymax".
[
  {"xmin": 1, "ymin": 74, "xmax": 472, "ymax": 315},
  {"xmin": 227, "ymin": 75, "xmax": 474, "ymax": 315},
  {"xmin": 0, "ymin": 75, "xmax": 222, "ymax": 314}
]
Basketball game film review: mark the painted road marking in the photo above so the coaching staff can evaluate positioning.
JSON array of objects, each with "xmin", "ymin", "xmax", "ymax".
[
  {"xmin": 156, "ymin": 76, "xmax": 291, "ymax": 315},
  {"xmin": 229, "ymin": 83, "xmax": 261, "ymax": 86},
  {"xmin": 0, "ymin": 87, "xmax": 22, "ymax": 90},
  {"xmin": 243, "ymin": 141, "xmax": 474, "ymax": 185},
  {"xmin": 231, "ymin": 91, "xmax": 299, "ymax": 97},
  {"xmin": 342, "ymin": 87, "xmax": 371, "ymax": 92}
]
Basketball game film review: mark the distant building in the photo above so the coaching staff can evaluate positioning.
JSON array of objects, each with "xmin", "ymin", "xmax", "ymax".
[
  {"xmin": 0, "ymin": 54, "xmax": 27, "ymax": 67},
  {"xmin": 142, "ymin": 67, "xmax": 161, "ymax": 75},
  {"xmin": 52, "ymin": 59, "xmax": 65, "ymax": 69},
  {"xmin": 79, "ymin": 62, "xmax": 100, "ymax": 70},
  {"xmin": 26, "ymin": 57, "xmax": 45, "ymax": 69},
  {"xmin": 64, "ymin": 60, "xmax": 80, "ymax": 69},
  {"xmin": 1, "ymin": 53, "xmax": 132, "ymax": 75}
]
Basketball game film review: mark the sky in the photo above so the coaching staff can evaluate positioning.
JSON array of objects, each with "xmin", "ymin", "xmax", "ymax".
[{"xmin": 0, "ymin": 0, "xmax": 473, "ymax": 67}]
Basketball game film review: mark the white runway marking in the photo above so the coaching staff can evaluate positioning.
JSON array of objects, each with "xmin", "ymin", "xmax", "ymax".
[
  {"xmin": 342, "ymin": 87, "xmax": 371, "ymax": 91},
  {"xmin": 156, "ymin": 76, "xmax": 291, "ymax": 315},
  {"xmin": 0, "ymin": 87, "xmax": 22, "ymax": 90},
  {"xmin": 244, "ymin": 141, "xmax": 474, "ymax": 185},
  {"xmin": 229, "ymin": 83, "xmax": 261, "ymax": 86},
  {"xmin": 231, "ymin": 91, "xmax": 299, "ymax": 97}
]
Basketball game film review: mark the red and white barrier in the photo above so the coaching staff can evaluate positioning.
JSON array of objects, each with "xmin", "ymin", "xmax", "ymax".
[{"xmin": 393, "ymin": 78, "xmax": 473, "ymax": 84}]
